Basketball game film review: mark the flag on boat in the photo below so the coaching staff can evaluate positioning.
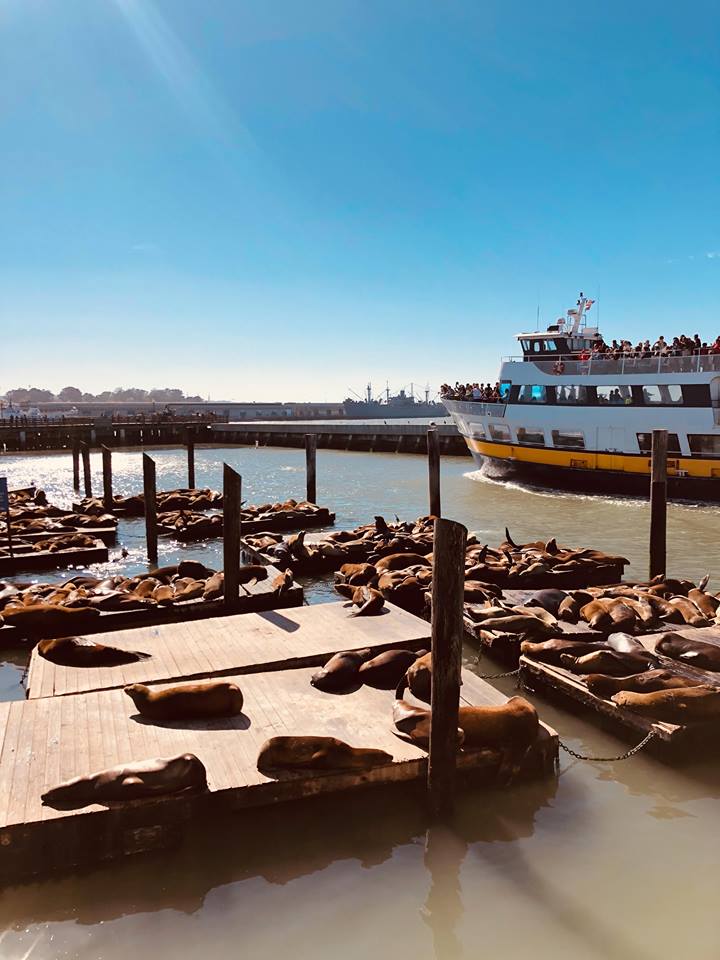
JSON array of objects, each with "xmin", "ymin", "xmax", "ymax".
[{"xmin": 585, "ymin": 299, "xmax": 595, "ymax": 309}]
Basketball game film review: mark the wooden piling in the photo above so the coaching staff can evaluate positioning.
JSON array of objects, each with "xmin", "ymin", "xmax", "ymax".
[
  {"xmin": 71, "ymin": 442, "xmax": 80, "ymax": 491},
  {"xmin": 649, "ymin": 429, "xmax": 668, "ymax": 579},
  {"xmin": 305, "ymin": 434, "xmax": 317, "ymax": 504},
  {"xmin": 101, "ymin": 446, "xmax": 113, "ymax": 512},
  {"xmin": 428, "ymin": 517, "xmax": 467, "ymax": 817},
  {"xmin": 427, "ymin": 428, "xmax": 441, "ymax": 517},
  {"xmin": 80, "ymin": 442, "xmax": 92, "ymax": 498},
  {"xmin": 142, "ymin": 453, "xmax": 158, "ymax": 565},
  {"xmin": 187, "ymin": 431, "xmax": 196, "ymax": 489},
  {"xmin": 223, "ymin": 464, "xmax": 242, "ymax": 607}
]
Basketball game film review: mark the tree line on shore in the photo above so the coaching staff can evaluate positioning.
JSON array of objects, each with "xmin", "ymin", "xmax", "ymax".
[{"xmin": 1, "ymin": 386, "xmax": 204, "ymax": 404}]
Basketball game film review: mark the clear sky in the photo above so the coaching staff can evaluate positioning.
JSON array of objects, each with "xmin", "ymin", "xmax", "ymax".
[{"xmin": 1, "ymin": 0, "xmax": 718, "ymax": 401}]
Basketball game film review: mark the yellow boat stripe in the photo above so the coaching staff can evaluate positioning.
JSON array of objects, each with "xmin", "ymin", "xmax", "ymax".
[{"xmin": 466, "ymin": 438, "xmax": 720, "ymax": 479}]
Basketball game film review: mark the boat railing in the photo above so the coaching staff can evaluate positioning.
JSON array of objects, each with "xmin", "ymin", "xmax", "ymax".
[
  {"xmin": 501, "ymin": 353, "xmax": 720, "ymax": 376},
  {"xmin": 441, "ymin": 399, "xmax": 507, "ymax": 417}
]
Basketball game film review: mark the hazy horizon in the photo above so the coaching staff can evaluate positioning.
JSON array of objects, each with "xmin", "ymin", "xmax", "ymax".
[{"xmin": 2, "ymin": 1, "xmax": 718, "ymax": 400}]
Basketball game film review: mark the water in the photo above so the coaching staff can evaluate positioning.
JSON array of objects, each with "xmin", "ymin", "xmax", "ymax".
[{"xmin": 1, "ymin": 446, "xmax": 719, "ymax": 959}]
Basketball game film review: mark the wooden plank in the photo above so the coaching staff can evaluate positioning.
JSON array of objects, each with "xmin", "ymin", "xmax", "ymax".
[{"xmin": 27, "ymin": 602, "xmax": 433, "ymax": 699}]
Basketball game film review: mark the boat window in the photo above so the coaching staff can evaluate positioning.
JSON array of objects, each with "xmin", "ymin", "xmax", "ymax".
[
  {"xmin": 552, "ymin": 429, "xmax": 585, "ymax": 449},
  {"xmin": 521, "ymin": 340, "xmax": 531, "ymax": 351},
  {"xmin": 516, "ymin": 426, "xmax": 545, "ymax": 445},
  {"xmin": 532, "ymin": 341, "xmax": 544, "ymax": 353},
  {"xmin": 555, "ymin": 384, "xmax": 589, "ymax": 404},
  {"xmin": 472, "ymin": 424, "xmax": 486, "ymax": 439},
  {"xmin": 637, "ymin": 433, "xmax": 682, "ymax": 455},
  {"xmin": 498, "ymin": 381, "xmax": 511, "ymax": 399},
  {"xmin": 517, "ymin": 384, "xmax": 547, "ymax": 403},
  {"xmin": 641, "ymin": 385, "xmax": 683, "ymax": 405},
  {"xmin": 545, "ymin": 339, "xmax": 557, "ymax": 351},
  {"xmin": 688, "ymin": 435, "xmax": 720, "ymax": 457},
  {"xmin": 489, "ymin": 424, "xmax": 511, "ymax": 441},
  {"xmin": 596, "ymin": 385, "xmax": 633, "ymax": 405}
]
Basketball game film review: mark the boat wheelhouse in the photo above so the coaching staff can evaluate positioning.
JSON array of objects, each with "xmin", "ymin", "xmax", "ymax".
[{"xmin": 444, "ymin": 295, "xmax": 720, "ymax": 500}]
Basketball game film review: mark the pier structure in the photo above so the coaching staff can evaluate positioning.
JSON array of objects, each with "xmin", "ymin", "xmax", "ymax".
[{"xmin": 3, "ymin": 602, "xmax": 558, "ymax": 883}]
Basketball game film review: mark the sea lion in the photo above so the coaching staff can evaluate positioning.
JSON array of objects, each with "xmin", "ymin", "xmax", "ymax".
[
  {"xmin": 38, "ymin": 636, "xmax": 150, "ymax": 667},
  {"xmin": 375, "ymin": 553, "xmax": 431, "ymax": 571},
  {"xmin": 667, "ymin": 597, "xmax": 710, "ymax": 627},
  {"xmin": 656, "ymin": 633, "xmax": 720, "ymax": 672},
  {"xmin": 580, "ymin": 600, "xmax": 613, "ymax": 631},
  {"xmin": 271, "ymin": 569, "xmax": 294, "ymax": 595},
  {"xmin": 178, "ymin": 560, "xmax": 216, "ymax": 580},
  {"xmin": 586, "ymin": 669, "xmax": 705, "ymax": 698},
  {"xmin": 392, "ymin": 696, "xmax": 464, "ymax": 747},
  {"xmin": 124, "ymin": 680, "xmax": 244, "ymax": 720},
  {"xmin": 238, "ymin": 565, "xmax": 269, "ymax": 586},
  {"xmin": 398, "ymin": 651, "xmax": 433, "ymax": 703},
  {"xmin": 41, "ymin": 753, "xmax": 207, "ymax": 809},
  {"xmin": 337, "ymin": 563, "xmax": 377, "ymax": 585},
  {"xmin": 520, "ymin": 638, "xmax": 609, "ymax": 665},
  {"xmin": 612, "ymin": 686, "xmax": 720, "ymax": 724},
  {"xmin": 310, "ymin": 649, "xmax": 371, "ymax": 692},
  {"xmin": 560, "ymin": 649, "xmax": 652, "ymax": 676},
  {"xmin": 0, "ymin": 604, "xmax": 101, "ymax": 635},
  {"xmin": 202, "ymin": 571, "xmax": 224, "ymax": 600},
  {"xmin": 257, "ymin": 736, "xmax": 393, "ymax": 772},
  {"xmin": 358, "ymin": 648, "xmax": 428, "ymax": 689},
  {"xmin": 349, "ymin": 587, "xmax": 385, "ymax": 617},
  {"xmin": 526, "ymin": 589, "xmax": 568, "ymax": 615}
]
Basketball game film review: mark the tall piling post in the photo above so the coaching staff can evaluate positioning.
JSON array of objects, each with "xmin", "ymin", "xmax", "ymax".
[
  {"xmin": 427, "ymin": 517, "xmax": 467, "ymax": 817},
  {"xmin": 649, "ymin": 429, "xmax": 668, "ymax": 579},
  {"xmin": 187, "ymin": 430, "xmax": 196, "ymax": 489},
  {"xmin": 223, "ymin": 464, "xmax": 242, "ymax": 608},
  {"xmin": 305, "ymin": 434, "xmax": 317, "ymax": 504},
  {"xmin": 101, "ymin": 446, "xmax": 113, "ymax": 512},
  {"xmin": 71, "ymin": 442, "xmax": 80, "ymax": 491},
  {"xmin": 80, "ymin": 442, "xmax": 92, "ymax": 498},
  {"xmin": 142, "ymin": 453, "xmax": 158, "ymax": 565},
  {"xmin": 428, "ymin": 428, "xmax": 441, "ymax": 517}
]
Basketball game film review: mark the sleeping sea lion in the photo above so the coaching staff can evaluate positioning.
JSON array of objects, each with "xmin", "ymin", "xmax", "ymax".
[
  {"xmin": 526, "ymin": 589, "xmax": 568, "ymax": 615},
  {"xmin": 238, "ymin": 565, "xmax": 269, "ymax": 586},
  {"xmin": 358, "ymin": 648, "xmax": 428, "ymax": 689},
  {"xmin": 38, "ymin": 636, "xmax": 150, "ymax": 667},
  {"xmin": 310, "ymin": 649, "xmax": 371, "ymax": 692},
  {"xmin": 560, "ymin": 650, "xmax": 653, "ymax": 676},
  {"xmin": 124, "ymin": 680, "xmax": 244, "ymax": 720},
  {"xmin": 41, "ymin": 753, "xmax": 207, "ymax": 809},
  {"xmin": 612, "ymin": 686, "xmax": 720, "ymax": 723},
  {"xmin": 257, "ymin": 736, "xmax": 393, "ymax": 772},
  {"xmin": 338, "ymin": 563, "xmax": 376, "ymax": 585},
  {"xmin": 202, "ymin": 571, "xmax": 224, "ymax": 600},
  {"xmin": 375, "ymin": 553, "xmax": 431, "ymax": 572},
  {"xmin": 520, "ymin": 638, "xmax": 609, "ymax": 666},
  {"xmin": 271, "ymin": 569, "xmax": 294, "ymax": 595},
  {"xmin": 656, "ymin": 633, "xmax": 720, "ymax": 671},
  {"xmin": 586, "ymin": 669, "xmax": 705, "ymax": 698},
  {"xmin": 349, "ymin": 587, "xmax": 385, "ymax": 617},
  {"xmin": 397, "ymin": 651, "xmax": 433, "ymax": 703}
]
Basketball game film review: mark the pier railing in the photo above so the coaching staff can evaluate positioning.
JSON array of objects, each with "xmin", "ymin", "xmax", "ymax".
[
  {"xmin": 441, "ymin": 399, "xmax": 507, "ymax": 417},
  {"xmin": 501, "ymin": 354, "xmax": 720, "ymax": 376}
]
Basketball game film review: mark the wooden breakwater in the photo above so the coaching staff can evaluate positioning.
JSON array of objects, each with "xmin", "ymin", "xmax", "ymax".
[
  {"xmin": 0, "ymin": 421, "xmax": 218, "ymax": 453},
  {"xmin": 211, "ymin": 422, "xmax": 469, "ymax": 455}
]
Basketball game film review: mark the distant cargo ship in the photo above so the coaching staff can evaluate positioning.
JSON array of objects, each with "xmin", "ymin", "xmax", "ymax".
[{"xmin": 343, "ymin": 384, "xmax": 445, "ymax": 419}]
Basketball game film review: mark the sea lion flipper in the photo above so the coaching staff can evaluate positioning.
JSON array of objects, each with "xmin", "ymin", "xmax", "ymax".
[
  {"xmin": 504, "ymin": 527, "xmax": 517, "ymax": 548},
  {"xmin": 699, "ymin": 573, "xmax": 710, "ymax": 592}
]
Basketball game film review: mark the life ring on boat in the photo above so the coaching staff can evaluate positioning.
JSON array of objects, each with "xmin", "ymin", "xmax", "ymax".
[{"xmin": 552, "ymin": 360, "xmax": 566, "ymax": 375}]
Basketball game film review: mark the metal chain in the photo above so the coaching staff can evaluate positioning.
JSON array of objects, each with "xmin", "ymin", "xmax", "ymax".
[
  {"xmin": 472, "ymin": 654, "xmax": 520, "ymax": 679},
  {"xmin": 558, "ymin": 729, "xmax": 657, "ymax": 762}
]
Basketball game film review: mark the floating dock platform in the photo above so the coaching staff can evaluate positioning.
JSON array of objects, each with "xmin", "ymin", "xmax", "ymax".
[
  {"xmin": 2, "ymin": 602, "xmax": 557, "ymax": 883},
  {"xmin": 0, "ymin": 566, "xmax": 302, "ymax": 648},
  {"xmin": 0, "ymin": 538, "xmax": 108, "ymax": 577}
]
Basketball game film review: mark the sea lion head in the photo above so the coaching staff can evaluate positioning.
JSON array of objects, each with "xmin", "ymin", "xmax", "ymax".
[{"xmin": 123, "ymin": 683, "xmax": 150, "ymax": 708}]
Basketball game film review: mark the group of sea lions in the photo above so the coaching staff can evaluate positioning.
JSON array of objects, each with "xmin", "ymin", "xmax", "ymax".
[
  {"xmin": 0, "ymin": 512, "xmax": 117, "ymax": 538},
  {"xmin": 0, "ymin": 560, "xmax": 294, "ymax": 635},
  {"xmin": 156, "ymin": 500, "xmax": 332, "ymax": 542},
  {"xmin": 77, "ymin": 488, "xmax": 224, "ymax": 517}
]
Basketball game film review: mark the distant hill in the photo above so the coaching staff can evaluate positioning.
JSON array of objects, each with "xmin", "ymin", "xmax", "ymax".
[{"xmin": 1, "ymin": 386, "xmax": 205, "ymax": 404}]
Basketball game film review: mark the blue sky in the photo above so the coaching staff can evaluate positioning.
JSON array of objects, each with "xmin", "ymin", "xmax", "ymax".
[{"xmin": 1, "ymin": 0, "xmax": 718, "ymax": 401}]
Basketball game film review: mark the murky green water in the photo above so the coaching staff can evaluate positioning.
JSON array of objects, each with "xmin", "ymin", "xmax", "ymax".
[{"xmin": 1, "ymin": 446, "xmax": 719, "ymax": 959}]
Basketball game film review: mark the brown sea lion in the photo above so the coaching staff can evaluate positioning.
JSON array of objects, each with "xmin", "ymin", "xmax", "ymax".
[
  {"xmin": 526, "ymin": 589, "xmax": 568, "ymax": 615},
  {"xmin": 271, "ymin": 569, "xmax": 294, "ymax": 595},
  {"xmin": 655, "ymin": 633, "xmax": 720, "ymax": 671},
  {"xmin": 338, "ymin": 562, "xmax": 377, "ymax": 585},
  {"xmin": 41, "ymin": 753, "xmax": 207, "ymax": 808},
  {"xmin": 202, "ymin": 571, "xmax": 224, "ymax": 600},
  {"xmin": 38, "ymin": 636, "xmax": 150, "ymax": 667},
  {"xmin": 310, "ymin": 649, "xmax": 371, "ymax": 692},
  {"xmin": 667, "ymin": 597, "xmax": 710, "ymax": 627},
  {"xmin": 580, "ymin": 600, "xmax": 613, "ymax": 631},
  {"xmin": 237, "ymin": 564, "xmax": 269, "ymax": 586},
  {"xmin": 375, "ymin": 553, "xmax": 431, "ymax": 571},
  {"xmin": 398, "ymin": 651, "xmax": 433, "ymax": 703},
  {"xmin": 358, "ymin": 648, "xmax": 428, "ymax": 689},
  {"xmin": 124, "ymin": 680, "xmax": 244, "ymax": 720},
  {"xmin": 560, "ymin": 649, "xmax": 652, "ymax": 676},
  {"xmin": 1, "ymin": 604, "xmax": 101, "ymax": 635},
  {"xmin": 586, "ymin": 669, "xmax": 705, "ymax": 698},
  {"xmin": 349, "ymin": 587, "xmax": 385, "ymax": 617},
  {"xmin": 392, "ymin": 696, "xmax": 464, "ymax": 747},
  {"xmin": 520, "ymin": 638, "xmax": 609, "ymax": 665},
  {"xmin": 257, "ymin": 736, "xmax": 393, "ymax": 772},
  {"xmin": 612, "ymin": 686, "xmax": 720, "ymax": 723}
]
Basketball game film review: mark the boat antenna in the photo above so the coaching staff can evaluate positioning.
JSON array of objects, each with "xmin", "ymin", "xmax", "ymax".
[{"xmin": 535, "ymin": 303, "xmax": 540, "ymax": 332}]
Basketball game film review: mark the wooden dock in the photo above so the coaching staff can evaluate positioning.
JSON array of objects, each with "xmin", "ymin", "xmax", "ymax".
[
  {"xmin": 0, "ymin": 566, "xmax": 303, "ymax": 648},
  {"xmin": 27, "ymin": 602, "xmax": 432, "ymax": 699},
  {"xmin": 158, "ymin": 507, "xmax": 336, "ymax": 542},
  {"xmin": 2, "ymin": 525, "xmax": 118, "ymax": 546},
  {"xmin": 464, "ymin": 615, "xmax": 603, "ymax": 665},
  {"xmin": 2, "ymin": 604, "xmax": 557, "ymax": 883},
  {"xmin": 0, "ymin": 538, "xmax": 108, "ymax": 576}
]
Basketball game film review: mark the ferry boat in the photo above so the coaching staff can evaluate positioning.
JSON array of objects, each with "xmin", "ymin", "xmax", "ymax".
[{"xmin": 443, "ymin": 295, "xmax": 720, "ymax": 501}]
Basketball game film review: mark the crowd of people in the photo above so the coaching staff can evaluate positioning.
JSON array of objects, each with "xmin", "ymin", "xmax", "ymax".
[
  {"xmin": 440, "ymin": 382, "xmax": 504, "ymax": 401},
  {"xmin": 582, "ymin": 334, "xmax": 720, "ymax": 361}
]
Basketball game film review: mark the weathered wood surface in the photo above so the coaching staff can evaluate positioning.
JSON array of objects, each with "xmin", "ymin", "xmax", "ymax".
[
  {"xmin": 649, "ymin": 429, "xmax": 668, "ymax": 579},
  {"xmin": 519, "ymin": 654, "xmax": 720, "ymax": 748},
  {"xmin": 1, "ymin": 662, "xmax": 557, "ymax": 883},
  {"xmin": 0, "ymin": 538, "xmax": 108, "ymax": 576},
  {"xmin": 27, "ymin": 601, "xmax": 432, "ymax": 699},
  {"xmin": 142, "ymin": 453, "xmax": 158, "ymax": 565},
  {"xmin": 0, "ymin": 565, "xmax": 302, "ymax": 647}
]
